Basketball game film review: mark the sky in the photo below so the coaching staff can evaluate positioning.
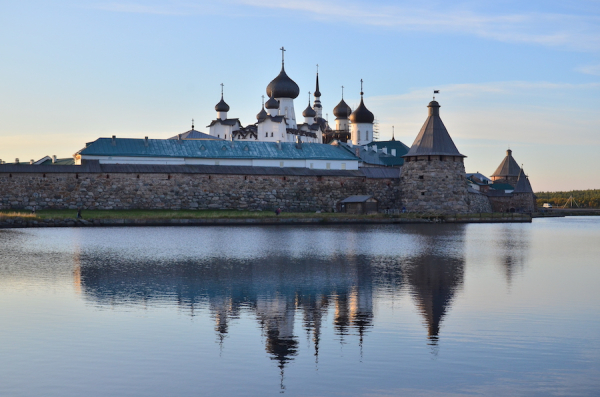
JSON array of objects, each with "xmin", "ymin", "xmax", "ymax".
[{"xmin": 1, "ymin": 0, "xmax": 599, "ymax": 191}]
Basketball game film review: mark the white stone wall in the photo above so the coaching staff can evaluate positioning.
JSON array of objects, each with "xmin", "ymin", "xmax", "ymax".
[{"xmin": 351, "ymin": 122, "xmax": 373, "ymax": 146}]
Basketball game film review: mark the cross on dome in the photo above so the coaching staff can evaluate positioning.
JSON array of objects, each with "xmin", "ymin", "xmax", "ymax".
[{"xmin": 280, "ymin": 46, "xmax": 286, "ymax": 66}]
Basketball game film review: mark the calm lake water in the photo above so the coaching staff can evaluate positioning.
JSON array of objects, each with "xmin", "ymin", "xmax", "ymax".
[{"xmin": 1, "ymin": 218, "xmax": 600, "ymax": 396}]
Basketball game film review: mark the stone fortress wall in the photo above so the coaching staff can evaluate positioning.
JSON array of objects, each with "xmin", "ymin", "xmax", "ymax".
[
  {"xmin": 0, "ymin": 169, "xmax": 401, "ymax": 212},
  {"xmin": 401, "ymin": 158, "xmax": 470, "ymax": 213},
  {"xmin": 0, "ymin": 166, "xmax": 497, "ymax": 214}
]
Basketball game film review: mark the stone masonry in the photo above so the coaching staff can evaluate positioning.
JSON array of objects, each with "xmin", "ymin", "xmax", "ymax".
[
  {"xmin": 401, "ymin": 158, "xmax": 470, "ymax": 214},
  {"xmin": 0, "ymin": 172, "xmax": 400, "ymax": 212}
]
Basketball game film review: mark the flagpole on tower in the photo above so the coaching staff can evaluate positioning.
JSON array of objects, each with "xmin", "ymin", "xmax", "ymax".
[{"xmin": 433, "ymin": 90, "xmax": 440, "ymax": 100}]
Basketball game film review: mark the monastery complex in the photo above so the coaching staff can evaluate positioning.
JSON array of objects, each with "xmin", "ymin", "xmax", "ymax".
[{"xmin": 0, "ymin": 49, "xmax": 536, "ymax": 215}]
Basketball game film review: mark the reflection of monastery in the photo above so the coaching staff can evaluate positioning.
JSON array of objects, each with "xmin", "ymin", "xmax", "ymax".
[
  {"xmin": 0, "ymin": 48, "xmax": 536, "ymax": 214},
  {"xmin": 71, "ymin": 225, "xmax": 504, "ymax": 384}
]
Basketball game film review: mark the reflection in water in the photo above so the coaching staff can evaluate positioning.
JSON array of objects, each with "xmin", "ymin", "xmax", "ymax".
[
  {"xmin": 4, "ymin": 221, "xmax": 600, "ymax": 396},
  {"xmin": 403, "ymin": 226, "xmax": 466, "ymax": 347},
  {"xmin": 73, "ymin": 225, "xmax": 469, "ymax": 387},
  {"xmin": 495, "ymin": 226, "xmax": 530, "ymax": 285}
]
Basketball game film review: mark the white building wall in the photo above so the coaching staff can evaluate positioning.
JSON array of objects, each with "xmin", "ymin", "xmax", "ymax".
[
  {"xmin": 336, "ymin": 118, "xmax": 349, "ymax": 131},
  {"xmin": 276, "ymin": 98, "xmax": 296, "ymax": 129},
  {"xmin": 79, "ymin": 155, "xmax": 358, "ymax": 170},
  {"xmin": 257, "ymin": 119, "xmax": 287, "ymax": 142},
  {"xmin": 351, "ymin": 122, "xmax": 373, "ymax": 146}
]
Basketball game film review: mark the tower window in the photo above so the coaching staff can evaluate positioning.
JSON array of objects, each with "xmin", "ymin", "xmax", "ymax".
[
  {"xmin": 266, "ymin": 132, "xmax": 268, "ymax": 137},
  {"xmin": 271, "ymin": 132, "xmax": 273, "ymax": 137}
]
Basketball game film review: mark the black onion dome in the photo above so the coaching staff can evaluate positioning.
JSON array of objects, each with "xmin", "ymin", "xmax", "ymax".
[
  {"xmin": 302, "ymin": 104, "xmax": 316, "ymax": 118},
  {"xmin": 350, "ymin": 97, "xmax": 374, "ymax": 124},
  {"xmin": 215, "ymin": 96, "xmax": 230, "ymax": 112},
  {"xmin": 256, "ymin": 106, "xmax": 268, "ymax": 121},
  {"xmin": 333, "ymin": 98, "xmax": 352, "ymax": 119},
  {"xmin": 266, "ymin": 66, "xmax": 300, "ymax": 99},
  {"xmin": 265, "ymin": 95, "xmax": 280, "ymax": 109}
]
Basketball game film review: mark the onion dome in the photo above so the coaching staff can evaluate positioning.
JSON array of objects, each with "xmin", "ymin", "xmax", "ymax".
[
  {"xmin": 350, "ymin": 97, "xmax": 374, "ymax": 124},
  {"xmin": 302, "ymin": 104, "xmax": 316, "ymax": 118},
  {"xmin": 265, "ymin": 95, "xmax": 279, "ymax": 110},
  {"xmin": 256, "ymin": 106, "xmax": 268, "ymax": 121},
  {"xmin": 333, "ymin": 98, "xmax": 352, "ymax": 119},
  {"xmin": 266, "ymin": 65, "xmax": 300, "ymax": 99},
  {"xmin": 215, "ymin": 95, "xmax": 230, "ymax": 112}
]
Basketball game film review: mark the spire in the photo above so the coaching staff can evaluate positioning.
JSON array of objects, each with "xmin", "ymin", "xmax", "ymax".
[
  {"xmin": 403, "ymin": 100, "xmax": 464, "ymax": 157},
  {"xmin": 192, "ymin": 119, "xmax": 194, "ymax": 130},
  {"xmin": 392, "ymin": 126, "xmax": 395, "ymax": 141},
  {"xmin": 280, "ymin": 46, "xmax": 286, "ymax": 68},
  {"xmin": 314, "ymin": 66, "xmax": 321, "ymax": 98}
]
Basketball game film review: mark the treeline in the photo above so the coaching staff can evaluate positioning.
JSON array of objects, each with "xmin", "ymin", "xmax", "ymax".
[{"xmin": 535, "ymin": 189, "xmax": 600, "ymax": 208}]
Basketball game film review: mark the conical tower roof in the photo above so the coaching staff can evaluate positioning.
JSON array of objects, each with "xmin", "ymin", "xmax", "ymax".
[
  {"xmin": 513, "ymin": 168, "xmax": 534, "ymax": 193},
  {"xmin": 492, "ymin": 149, "xmax": 521, "ymax": 178},
  {"xmin": 404, "ymin": 101, "xmax": 464, "ymax": 157}
]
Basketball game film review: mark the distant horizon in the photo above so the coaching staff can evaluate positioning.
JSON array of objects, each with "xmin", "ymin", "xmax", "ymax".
[{"xmin": 1, "ymin": 0, "xmax": 599, "ymax": 191}]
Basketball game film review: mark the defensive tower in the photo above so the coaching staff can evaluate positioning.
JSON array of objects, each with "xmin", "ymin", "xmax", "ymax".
[{"xmin": 401, "ymin": 100, "xmax": 469, "ymax": 213}]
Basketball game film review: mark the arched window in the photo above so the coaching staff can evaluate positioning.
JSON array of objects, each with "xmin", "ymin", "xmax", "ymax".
[
  {"xmin": 265, "ymin": 132, "xmax": 268, "ymax": 137},
  {"xmin": 271, "ymin": 132, "xmax": 273, "ymax": 137}
]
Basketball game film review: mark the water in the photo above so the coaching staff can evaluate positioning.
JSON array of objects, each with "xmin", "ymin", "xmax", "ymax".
[{"xmin": 1, "ymin": 218, "xmax": 599, "ymax": 396}]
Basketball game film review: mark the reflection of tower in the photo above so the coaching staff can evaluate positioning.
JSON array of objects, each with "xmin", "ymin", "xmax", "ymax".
[
  {"xmin": 256, "ymin": 293, "xmax": 298, "ymax": 391},
  {"xmin": 495, "ymin": 225, "xmax": 530, "ymax": 286},
  {"xmin": 209, "ymin": 294, "xmax": 235, "ymax": 346},
  {"xmin": 298, "ymin": 293, "xmax": 329, "ymax": 362},
  {"xmin": 403, "ymin": 225, "xmax": 466, "ymax": 346}
]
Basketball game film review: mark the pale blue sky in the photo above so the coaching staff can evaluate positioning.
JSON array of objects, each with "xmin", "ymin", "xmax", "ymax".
[{"xmin": 1, "ymin": 0, "xmax": 599, "ymax": 190}]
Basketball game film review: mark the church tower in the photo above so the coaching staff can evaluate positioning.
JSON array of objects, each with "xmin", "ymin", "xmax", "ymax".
[
  {"xmin": 333, "ymin": 87, "xmax": 352, "ymax": 133},
  {"xmin": 401, "ymin": 100, "xmax": 469, "ymax": 214},
  {"xmin": 349, "ymin": 80, "xmax": 374, "ymax": 146},
  {"xmin": 266, "ymin": 47, "xmax": 300, "ymax": 129},
  {"xmin": 313, "ymin": 70, "xmax": 323, "ymax": 119}
]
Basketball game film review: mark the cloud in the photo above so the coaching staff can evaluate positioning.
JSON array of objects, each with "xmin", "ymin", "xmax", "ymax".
[
  {"xmin": 238, "ymin": 0, "xmax": 600, "ymax": 52},
  {"xmin": 576, "ymin": 64, "xmax": 600, "ymax": 76},
  {"xmin": 89, "ymin": 1, "xmax": 600, "ymax": 51},
  {"xmin": 368, "ymin": 80, "xmax": 600, "ymax": 145}
]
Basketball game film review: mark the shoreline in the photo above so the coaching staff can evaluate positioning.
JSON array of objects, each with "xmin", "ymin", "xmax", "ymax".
[{"xmin": 0, "ymin": 214, "xmax": 533, "ymax": 228}]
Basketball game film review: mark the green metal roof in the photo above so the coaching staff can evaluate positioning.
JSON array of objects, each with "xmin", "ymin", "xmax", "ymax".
[
  {"xmin": 490, "ymin": 183, "xmax": 514, "ymax": 191},
  {"xmin": 78, "ymin": 138, "xmax": 359, "ymax": 161}
]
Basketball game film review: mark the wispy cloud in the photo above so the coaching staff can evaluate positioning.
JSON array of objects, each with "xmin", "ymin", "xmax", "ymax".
[
  {"xmin": 576, "ymin": 64, "xmax": 600, "ymax": 76},
  {"xmin": 90, "ymin": 1, "xmax": 600, "ymax": 51},
  {"xmin": 238, "ymin": 0, "xmax": 600, "ymax": 52},
  {"xmin": 368, "ymin": 80, "xmax": 600, "ymax": 145}
]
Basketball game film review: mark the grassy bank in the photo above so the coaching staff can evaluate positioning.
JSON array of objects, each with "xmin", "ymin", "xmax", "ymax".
[
  {"xmin": 0, "ymin": 209, "xmax": 534, "ymax": 221},
  {"xmin": 1, "ymin": 209, "xmax": 394, "ymax": 220}
]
